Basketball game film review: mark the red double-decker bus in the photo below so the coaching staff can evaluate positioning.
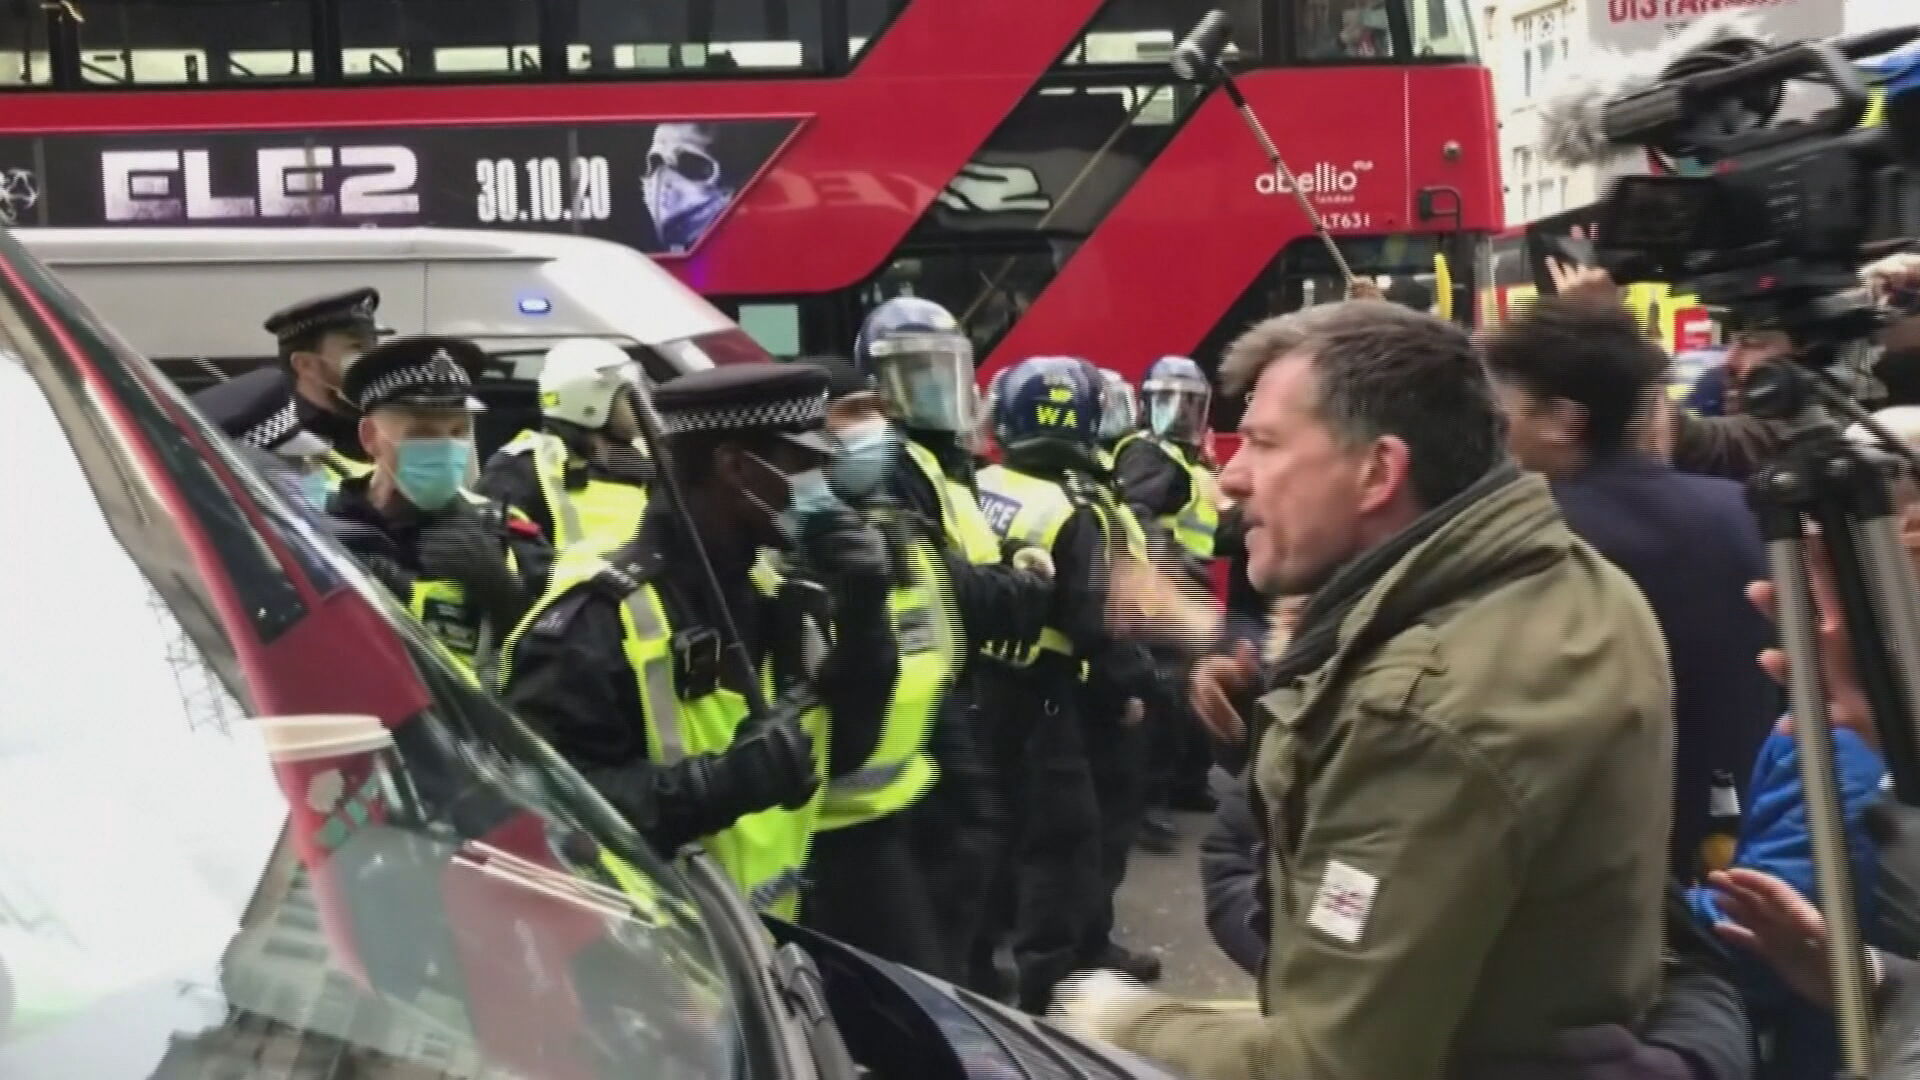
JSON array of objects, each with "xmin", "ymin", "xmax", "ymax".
[{"xmin": 1, "ymin": 0, "xmax": 1500, "ymax": 420}]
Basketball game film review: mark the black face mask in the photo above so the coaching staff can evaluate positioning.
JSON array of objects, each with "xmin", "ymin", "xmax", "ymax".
[{"xmin": 296, "ymin": 392, "xmax": 361, "ymax": 444}]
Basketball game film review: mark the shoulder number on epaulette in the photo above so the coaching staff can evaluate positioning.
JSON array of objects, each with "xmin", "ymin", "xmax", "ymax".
[{"xmin": 530, "ymin": 588, "xmax": 595, "ymax": 638}]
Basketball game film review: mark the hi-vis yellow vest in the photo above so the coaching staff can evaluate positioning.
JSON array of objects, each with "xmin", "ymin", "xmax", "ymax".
[
  {"xmin": 405, "ymin": 490, "xmax": 529, "ymax": 680},
  {"xmin": 817, "ymin": 516, "xmax": 963, "ymax": 831},
  {"xmin": 903, "ymin": 438, "xmax": 1001, "ymax": 565},
  {"xmin": 499, "ymin": 428, "xmax": 650, "ymax": 557},
  {"xmin": 1119, "ymin": 435, "xmax": 1219, "ymax": 561},
  {"xmin": 320, "ymin": 449, "xmax": 374, "ymax": 494},
  {"xmin": 976, "ymin": 464, "xmax": 1081, "ymax": 665},
  {"xmin": 500, "ymin": 551, "xmax": 825, "ymax": 919}
]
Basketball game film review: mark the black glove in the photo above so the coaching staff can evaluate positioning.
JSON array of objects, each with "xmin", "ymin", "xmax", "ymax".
[
  {"xmin": 1869, "ymin": 798, "xmax": 1920, "ymax": 959},
  {"xmin": 656, "ymin": 709, "xmax": 817, "ymax": 847},
  {"xmin": 333, "ymin": 520, "xmax": 419, "ymax": 601},
  {"xmin": 800, "ymin": 506, "xmax": 890, "ymax": 590},
  {"xmin": 418, "ymin": 509, "xmax": 524, "ymax": 622},
  {"xmin": 418, "ymin": 509, "xmax": 511, "ymax": 583},
  {"xmin": 726, "ymin": 708, "xmax": 820, "ymax": 812}
]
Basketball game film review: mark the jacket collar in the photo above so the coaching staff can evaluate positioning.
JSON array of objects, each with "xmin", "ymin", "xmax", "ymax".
[{"xmin": 1263, "ymin": 463, "xmax": 1570, "ymax": 719}]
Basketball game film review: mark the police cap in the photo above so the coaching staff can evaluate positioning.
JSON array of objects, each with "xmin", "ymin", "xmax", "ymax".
[
  {"xmin": 651, "ymin": 361, "xmax": 832, "ymax": 452},
  {"xmin": 192, "ymin": 366, "xmax": 330, "ymax": 456},
  {"xmin": 343, "ymin": 335, "xmax": 486, "ymax": 413},
  {"xmin": 263, "ymin": 287, "xmax": 388, "ymax": 347}
]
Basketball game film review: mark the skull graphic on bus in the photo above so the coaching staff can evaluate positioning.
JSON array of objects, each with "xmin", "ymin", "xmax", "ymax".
[
  {"xmin": 0, "ymin": 169, "xmax": 39, "ymax": 226},
  {"xmin": 641, "ymin": 122, "xmax": 735, "ymax": 253}
]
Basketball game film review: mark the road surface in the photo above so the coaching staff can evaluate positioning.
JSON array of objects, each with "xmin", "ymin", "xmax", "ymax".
[{"xmin": 1113, "ymin": 810, "xmax": 1254, "ymax": 1002}]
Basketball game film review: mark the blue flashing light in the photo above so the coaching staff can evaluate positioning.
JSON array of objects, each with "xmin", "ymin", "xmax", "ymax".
[{"xmin": 519, "ymin": 296, "xmax": 553, "ymax": 315}]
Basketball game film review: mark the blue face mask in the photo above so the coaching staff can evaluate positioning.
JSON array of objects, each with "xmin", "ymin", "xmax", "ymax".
[
  {"xmin": 297, "ymin": 467, "xmax": 333, "ymax": 511},
  {"xmin": 779, "ymin": 467, "xmax": 840, "ymax": 543},
  {"xmin": 746, "ymin": 452, "xmax": 842, "ymax": 545},
  {"xmin": 829, "ymin": 419, "xmax": 894, "ymax": 500},
  {"xmin": 393, "ymin": 437, "xmax": 472, "ymax": 511}
]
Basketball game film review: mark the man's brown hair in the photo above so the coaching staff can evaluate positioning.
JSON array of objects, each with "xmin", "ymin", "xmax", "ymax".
[{"xmin": 1221, "ymin": 300, "xmax": 1504, "ymax": 508}]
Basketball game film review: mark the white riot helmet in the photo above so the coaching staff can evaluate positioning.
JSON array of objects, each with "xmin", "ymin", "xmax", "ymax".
[{"xmin": 539, "ymin": 339, "xmax": 639, "ymax": 430}]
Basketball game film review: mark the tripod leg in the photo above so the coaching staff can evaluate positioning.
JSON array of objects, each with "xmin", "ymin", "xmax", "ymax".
[
  {"xmin": 1767, "ymin": 531, "xmax": 1879, "ymax": 1076},
  {"xmin": 1855, "ymin": 515, "xmax": 1920, "ymax": 794}
]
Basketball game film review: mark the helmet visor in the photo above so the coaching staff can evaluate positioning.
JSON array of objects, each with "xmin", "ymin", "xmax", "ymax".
[
  {"xmin": 1146, "ymin": 386, "xmax": 1210, "ymax": 442},
  {"xmin": 870, "ymin": 334, "xmax": 977, "ymax": 434},
  {"xmin": 1099, "ymin": 380, "xmax": 1139, "ymax": 440}
]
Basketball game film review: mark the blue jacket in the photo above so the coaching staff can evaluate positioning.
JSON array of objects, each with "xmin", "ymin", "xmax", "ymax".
[
  {"xmin": 1551, "ymin": 452, "xmax": 1780, "ymax": 879},
  {"xmin": 1687, "ymin": 728, "xmax": 1888, "ymax": 1078}
]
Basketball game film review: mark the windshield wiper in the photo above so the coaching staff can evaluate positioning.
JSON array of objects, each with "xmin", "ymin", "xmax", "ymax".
[{"xmin": 771, "ymin": 941, "xmax": 865, "ymax": 1080}]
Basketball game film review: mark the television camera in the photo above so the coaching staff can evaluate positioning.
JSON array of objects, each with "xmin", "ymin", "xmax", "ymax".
[{"xmin": 1585, "ymin": 26, "xmax": 1920, "ymax": 354}]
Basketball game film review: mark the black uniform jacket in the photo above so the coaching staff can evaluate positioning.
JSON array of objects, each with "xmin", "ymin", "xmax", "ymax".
[
  {"xmin": 501, "ymin": 505, "xmax": 896, "ymax": 841},
  {"xmin": 327, "ymin": 474, "xmax": 551, "ymax": 610}
]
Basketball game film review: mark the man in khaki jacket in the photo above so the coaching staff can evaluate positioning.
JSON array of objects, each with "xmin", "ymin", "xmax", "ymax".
[{"xmin": 1063, "ymin": 300, "xmax": 1675, "ymax": 1080}]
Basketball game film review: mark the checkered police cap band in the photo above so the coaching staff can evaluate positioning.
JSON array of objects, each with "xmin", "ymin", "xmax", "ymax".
[
  {"xmin": 657, "ymin": 390, "xmax": 829, "ymax": 437},
  {"xmin": 358, "ymin": 352, "xmax": 473, "ymax": 410},
  {"xmin": 277, "ymin": 296, "xmax": 377, "ymax": 341},
  {"xmin": 240, "ymin": 400, "xmax": 301, "ymax": 449}
]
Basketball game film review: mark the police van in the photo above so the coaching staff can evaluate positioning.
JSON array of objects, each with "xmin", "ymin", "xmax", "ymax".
[{"xmin": 15, "ymin": 227, "xmax": 774, "ymax": 456}]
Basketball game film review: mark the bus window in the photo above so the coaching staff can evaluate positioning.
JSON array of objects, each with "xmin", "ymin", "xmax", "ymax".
[
  {"xmin": 562, "ymin": 0, "xmax": 826, "ymax": 75},
  {"xmin": 1408, "ymin": 0, "xmax": 1477, "ymax": 59},
  {"xmin": 1057, "ymin": 0, "xmax": 1257, "ymax": 68},
  {"xmin": 736, "ymin": 303, "xmax": 803, "ymax": 357},
  {"xmin": 76, "ymin": 0, "xmax": 313, "ymax": 86},
  {"xmin": 1292, "ymin": 0, "xmax": 1477, "ymax": 62},
  {"xmin": 1190, "ymin": 233, "xmax": 1465, "ymax": 431},
  {"xmin": 2, "ymin": 4, "xmax": 53, "ymax": 88},
  {"xmin": 861, "ymin": 242, "xmax": 1066, "ymax": 363},
  {"xmin": 338, "ymin": 0, "xmax": 541, "ymax": 80}
]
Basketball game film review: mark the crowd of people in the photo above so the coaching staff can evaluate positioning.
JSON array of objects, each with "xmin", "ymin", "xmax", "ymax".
[
  {"xmin": 189, "ymin": 247, "xmax": 1920, "ymax": 1079},
  {"xmin": 192, "ymin": 287, "xmax": 1235, "ymax": 1018},
  {"xmin": 1065, "ymin": 254, "xmax": 1920, "ymax": 1080}
]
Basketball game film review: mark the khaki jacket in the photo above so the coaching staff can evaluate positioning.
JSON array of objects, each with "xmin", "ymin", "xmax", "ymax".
[{"xmin": 1111, "ymin": 474, "xmax": 1674, "ymax": 1080}]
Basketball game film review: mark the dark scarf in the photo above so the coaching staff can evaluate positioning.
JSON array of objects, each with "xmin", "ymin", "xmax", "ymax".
[{"xmin": 1267, "ymin": 460, "xmax": 1521, "ymax": 689}]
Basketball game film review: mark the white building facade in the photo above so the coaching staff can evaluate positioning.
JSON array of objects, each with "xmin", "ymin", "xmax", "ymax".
[{"xmin": 1484, "ymin": 0, "xmax": 1878, "ymax": 228}]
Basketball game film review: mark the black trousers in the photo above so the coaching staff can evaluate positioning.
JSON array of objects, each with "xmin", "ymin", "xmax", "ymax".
[
  {"xmin": 910, "ymin": 673, "xmax": 1004, "ymax": 982},
  {"xmin": 973, "ymin": 659, "xmax": 1103, "ymax": 1013},
  {"xmin": 802, "ymin": 813, "xmax": 947, "ymax": 978},
  {"xmin": 1145, "ymin": 649, "xmax": 1214, "ymax": 809},
  {"xmin": 1079, "ymin": 687, "xmax": 1149, "ymax": 960}
]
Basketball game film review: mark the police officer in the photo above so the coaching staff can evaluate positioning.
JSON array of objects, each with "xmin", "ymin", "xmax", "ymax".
[
  {"xmin": 852, "ymin": 303, "xmax": 1051, "ymax": 983},
  {"xmin": 478, "ymin": 339, "xmax": 651, "ymax": 557},
  {"xmin": 195, "ymin": 361, "xmax": 352, "ymax": 512},
  {"xmin": 854, "ymin": 298, "xmax": 1008, "ymax": 563},
  {"xmin": 1075, "ymin": 365, "xmax": 1163, "ymax": 982},
  {"xmin": 194, "ymin": 288, "xmax": 386, "ymax": 493},
  {"xmin": 498, "ymin": 362, "xmax": 897, "ymax": 919},
  {"xmin": 791, "ymin": 357, "xmax": 976, "ymax": 973},
  {"xmin": 1117, "ymin": 355, "xmax": 1220, "ymax": 574},
  {"xmin": 329, "ymin": 335, "xmax": 551, "ymax": 677},
  {"xmin": 1116, "ymin": 355, "xmax": 1222, "ymax": 832},
  {"xmin": 1095, "ymin": 368, "xmax": 1140, "ymax": 476},
  {"xmin": 975, "ymin": 356, "xmax": 1157, "ymax": 1014}
]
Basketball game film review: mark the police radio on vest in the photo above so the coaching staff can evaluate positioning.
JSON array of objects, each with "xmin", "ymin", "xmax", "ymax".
[{"xmin": 1254, "ymin": 160, "xmax": 1372, "ymax": 196}]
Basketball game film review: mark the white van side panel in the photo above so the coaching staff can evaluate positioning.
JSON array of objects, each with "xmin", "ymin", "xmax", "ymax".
[
  {"xmin": 35, "ymin": 258, "xmax": 428, "ymax": 360},
  {"xmin": 16, "ymin": 228, "xmax": 746, "ymax": 370}
]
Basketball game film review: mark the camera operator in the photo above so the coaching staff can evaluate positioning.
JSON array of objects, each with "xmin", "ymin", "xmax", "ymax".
[
  {"xmin": 1550, "ymin": 256, "xmax": 1920, "ymax": 482},
  {"xmin": 1075, "ymin": 299, "xmax": 1675, "ymax": 1080},
  {"xmin": 1481, "ymin": 294, "xmax": 1779, "ymax": 882}
]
